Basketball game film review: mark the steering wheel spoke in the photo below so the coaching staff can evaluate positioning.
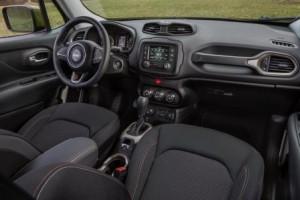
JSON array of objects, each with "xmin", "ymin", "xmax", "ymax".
[
  {"xmin": 56, "ymin": 46, "xmax": 68, "ymax": 62},
  {"xmin": 71, "ymin": 72, "xmax": 86, "ymax": 84}
]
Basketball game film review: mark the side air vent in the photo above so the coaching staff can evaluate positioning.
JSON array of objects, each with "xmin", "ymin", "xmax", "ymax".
[
  {"xmin": 73, "ymin": 31, "xmax": 85, "ymax": 41},
  {"xmin": 167, "ymin": 23, "xmax": 194, "ymax": 35},
  {"xmin": 271, "ymin": 40, "xmax": 297, "ymax": 48},
  {"xmin": 260, "ymin": 55, "xmax": 297, "ymax": 74},
  {"xmin": 143, "ymin": 23, "xmax": 161, "ymax": 34},
  {"xmin": 143, "ymin": 22, "xmax": 195, "ymax": 35}
]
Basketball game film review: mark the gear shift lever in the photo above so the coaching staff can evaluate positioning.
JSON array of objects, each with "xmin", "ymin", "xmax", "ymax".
[
  {"xmin": 130, "ymin": 96, "xmax": 149, "ymax": 136},
  {"xmin": 137, "ymin": 96, "xmax": 149, "ymax": 120}
]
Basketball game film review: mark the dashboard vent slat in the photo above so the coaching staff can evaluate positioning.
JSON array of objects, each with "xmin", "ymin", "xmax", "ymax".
[
  {"xmin": 73, "ymin": 31, "xmax": 85, "ymax": 41},
  {"xmin": 143, "ymin": 22, "xmax": 194, "ymax": 35},
  {"xmin": 271, "ymin": 40, "xmax": 297, "ymax": 48},
  {"xmin": 261, "ymin": 55, "xmax": 297, "ymax": 74},
  {"xmin": 167, "ymin": 23, "xmax": 194, "ymax": 35},
  {"xmin": 143, "ymin": 23, "xmax": 161, "ymax": 34}
]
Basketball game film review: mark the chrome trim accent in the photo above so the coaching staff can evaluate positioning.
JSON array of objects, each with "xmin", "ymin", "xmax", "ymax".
[
  {"xmin": 71, "ymin": 72, "xmax": 86, "ymax": 84},
  {"xmin": 121, "ymin": 122, "xmax": 152, "ymax": 144},
  {"xmin": 247, "ymin": 51, "xmax": 299, "ymax": 77},
  {"xmin": 98, "ymin": 153, "xmax": 129, "ymax": 172}
]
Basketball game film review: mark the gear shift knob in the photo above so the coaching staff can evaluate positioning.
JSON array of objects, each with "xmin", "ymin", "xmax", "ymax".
[{"xmin": 137, "ymin": 96, "xmax": 149, "ymax": 118}]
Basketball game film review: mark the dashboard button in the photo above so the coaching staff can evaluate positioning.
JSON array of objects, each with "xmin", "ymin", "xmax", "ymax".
[
  {"xmin": 143, "ymin": 61, "xmax": 151, "ymax": 68},
  {"xmin": 164, "ymin": 63, "xmax": 172, "ymax": 70}
]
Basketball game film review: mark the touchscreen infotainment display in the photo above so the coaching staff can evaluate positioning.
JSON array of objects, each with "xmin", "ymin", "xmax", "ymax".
[{"xmin": 149, "ymin": 46, "xmax": 169, "ymax": 62}]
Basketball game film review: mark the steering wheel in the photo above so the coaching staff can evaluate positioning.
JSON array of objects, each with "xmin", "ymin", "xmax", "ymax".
[{"xmin": 53, "ymin": 16, "xmax": 110, "ymax": 88}]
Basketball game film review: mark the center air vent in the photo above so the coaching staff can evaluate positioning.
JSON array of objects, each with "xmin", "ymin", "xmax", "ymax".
[
  {"xmin": 260, "ymin": 55, "xmax": 297, "ymax": 74},
  {"xmin": 73, "ymin": 31, "xmax": 85, "ymax": 41},
  {"xmin": 143, "ymin": 23, "xmax": 161, "ymax": 34},
  {"xmin": 143, "ymin": 22, "xmax": 194, "ymax": 35},
  {"xmin": 167, "ymin": 23, "xmax": 194, "ymax": 35}
]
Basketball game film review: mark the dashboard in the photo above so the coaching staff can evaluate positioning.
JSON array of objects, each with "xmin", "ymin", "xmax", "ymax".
[
  {"xmin": 70, "ymin": 19, "xmax": 300, "ymax": 87},
  {"xmin": 69, "ymin": 18, "xmax": 300, "ymax": 124}
]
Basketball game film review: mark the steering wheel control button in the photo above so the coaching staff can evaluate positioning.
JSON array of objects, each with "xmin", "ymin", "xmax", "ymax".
[
  {"xmin": 93, "ymin": 48, "xmax": 103, "ymax": 64},
  {"xmin": 57, "ymin": 47, "xmax": 68, "ymax": 61}
]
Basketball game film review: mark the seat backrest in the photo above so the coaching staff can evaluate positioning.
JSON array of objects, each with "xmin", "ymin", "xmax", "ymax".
[
  {"xmin": 126, "ymin": 124, "xmax": 264, "ymax": 200},
  {"xmin": 0, "ymin": 130, "xmax": 40, "ymax": 179}
]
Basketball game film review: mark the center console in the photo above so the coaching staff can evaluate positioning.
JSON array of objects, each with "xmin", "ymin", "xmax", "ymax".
[{"xmin": 137, "ymin": 38, "xmax": 195, "ymax": 124}]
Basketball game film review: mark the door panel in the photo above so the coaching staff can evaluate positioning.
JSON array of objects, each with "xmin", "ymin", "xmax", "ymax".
[{"xmin": 0, "ymin": 31, "xmax": 62, "ymax": 131}]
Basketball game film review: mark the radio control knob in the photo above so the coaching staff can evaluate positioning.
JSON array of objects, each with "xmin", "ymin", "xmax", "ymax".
[
  {"xmin": 164, "ymin": 63, "xmax": 172, "ymax": 70},
  {"xmin": 143, "ymin": 61, "xmax": 151, "ymax": 68},
  {"xmin": 166, "ymin": 92, "xmax": 179, "ymax": 104}
]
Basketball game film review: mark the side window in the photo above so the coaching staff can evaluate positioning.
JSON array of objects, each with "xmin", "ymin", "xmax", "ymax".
[
  {"xmin": 0, "ymin": 0, "xmax": 65, "ymax": 38},
  {"xmin": 44, "ymin": 0, "xmax": 65, "ymax": 29}
]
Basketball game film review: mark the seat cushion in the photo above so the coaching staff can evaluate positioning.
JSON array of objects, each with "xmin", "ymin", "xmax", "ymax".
[
  {"xmin": 14, "ymin": 163, "xmax": 131, "ymax": 200},
  {"xmin": 126, "ymin": 124, "xmax": 264, "ymax": 200},
  {"xmin": 19, "ymin": 103, "xmax": 120, "ymax": 152}
]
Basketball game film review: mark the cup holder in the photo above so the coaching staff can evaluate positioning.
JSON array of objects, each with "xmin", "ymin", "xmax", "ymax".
[{"xmin": 99, "ymin": 153, "xmax": 129, "ymax": 176}]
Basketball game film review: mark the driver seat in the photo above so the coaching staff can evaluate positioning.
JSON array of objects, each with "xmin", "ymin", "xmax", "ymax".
[
  {"xmin": 17, "ymin": 103, "xmax": 120, "ymax": 153},
  {"xmin": 0, "ymin": 103, "xmax": 119, "ymax": 165}
]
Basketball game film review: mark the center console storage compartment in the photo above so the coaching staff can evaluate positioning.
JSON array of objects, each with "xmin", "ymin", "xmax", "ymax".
[{"xmin": 14, "ymin": 137, "xmax": 98, "ymax": 178}]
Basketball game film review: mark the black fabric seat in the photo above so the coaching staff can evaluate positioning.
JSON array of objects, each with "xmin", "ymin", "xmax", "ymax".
[
  {"xmin": 18, "ymin": 103, "xmax": 120, "ymax": 152},
  {"xmin": 0, "ymin": 103, "xmax": 119, "ymax": 179},
  {"xmin": 13, "ymin": 124, "xmax": 264, "ymax": 200},
  {"xmin": 126, "ymin": 124, "xmax": 264, "ymax": 200}
]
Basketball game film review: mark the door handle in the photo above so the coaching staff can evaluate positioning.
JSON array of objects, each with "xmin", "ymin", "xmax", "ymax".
[
  {"xmin": 28, "ymin": 50, "xmax": 50, "ymax": 66},
  {"xmin": 29, "ymin": 56, "xmax": 48, "ymax": 63}
]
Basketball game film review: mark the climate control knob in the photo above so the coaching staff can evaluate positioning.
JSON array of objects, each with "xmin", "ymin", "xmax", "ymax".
[
  {"xmin": 165, "ymin": 93, "xmax": 177, "ymax": 103},
  {"xmin": 143, "ymin": 88, "xmax": 154, "ymax": 98},
  {"xmin": 154, "ymin": 90, "xmax": 165, "ymax": 101}
]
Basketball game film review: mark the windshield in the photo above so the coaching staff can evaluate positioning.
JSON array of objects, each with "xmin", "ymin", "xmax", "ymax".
[{"xmin": 81, "ymin": 0, "xmax": 300, "ymax": 20}]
